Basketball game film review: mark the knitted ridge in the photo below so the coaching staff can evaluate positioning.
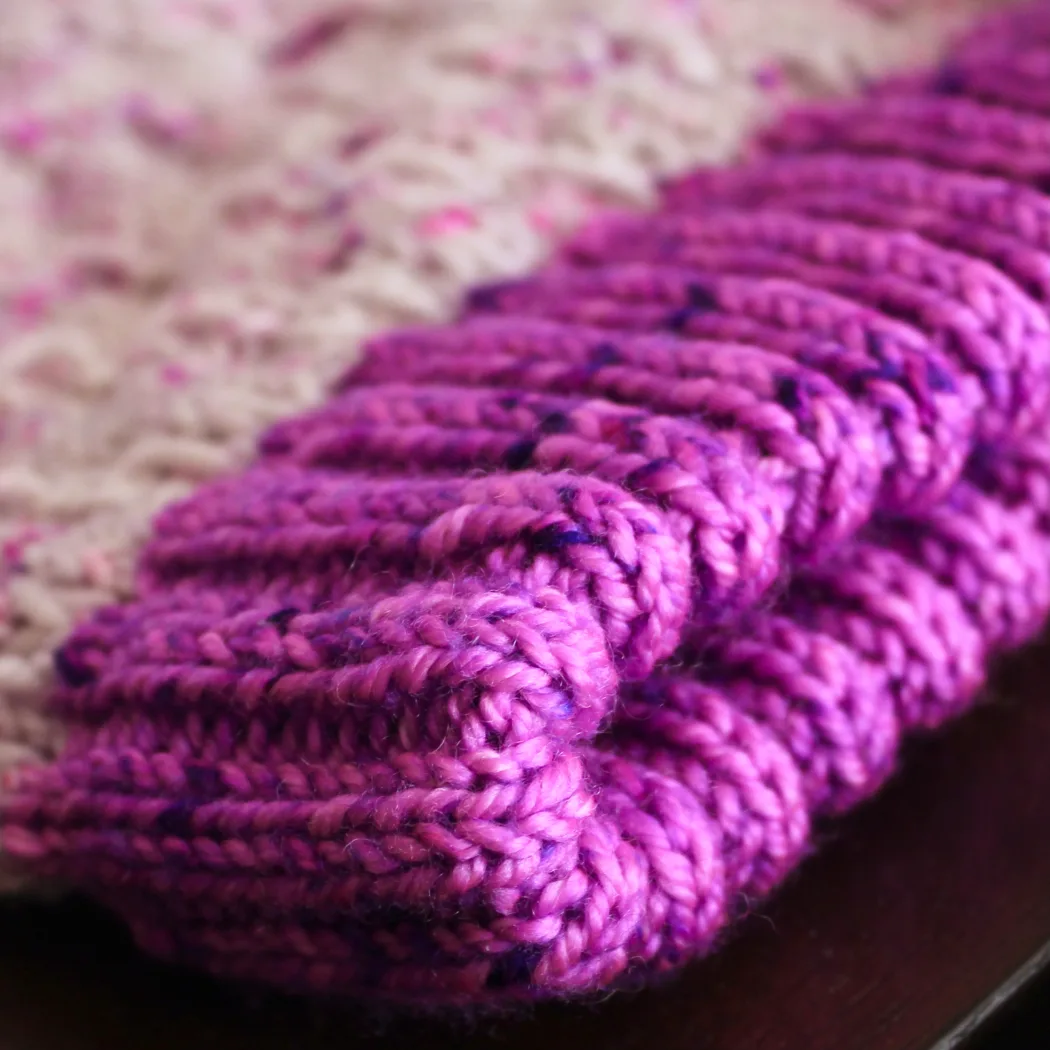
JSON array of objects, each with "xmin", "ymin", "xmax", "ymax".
[{"xmin": 5, "ymin": 1, "xmax": 1050, "ymax": 1004}]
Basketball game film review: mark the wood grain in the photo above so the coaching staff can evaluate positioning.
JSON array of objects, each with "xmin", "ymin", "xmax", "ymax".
[{"xmin": 2, "ymin": 636, "xmax": 1050, "ymax": 1050}]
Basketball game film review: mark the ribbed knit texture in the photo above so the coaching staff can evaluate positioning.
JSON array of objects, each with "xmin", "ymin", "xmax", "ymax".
[
  {"xmin": 0, "ymin": 0, "xmax": 987, "ymax": 891},
  {"xmin": 3, "ymin": 0, "xmax": 1046, "ymax": 1005}
]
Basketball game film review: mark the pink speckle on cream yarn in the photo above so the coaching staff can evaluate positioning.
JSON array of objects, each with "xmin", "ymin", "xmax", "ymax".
[{"xmin": 0, "ymin": 0, "xmax": 1031, "ymax": 1003}]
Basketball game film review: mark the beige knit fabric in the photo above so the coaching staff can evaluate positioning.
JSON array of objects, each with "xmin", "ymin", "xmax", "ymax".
[{"xmin": 0, "ymin": 0, "xmax": 1002, "ymax": 887}]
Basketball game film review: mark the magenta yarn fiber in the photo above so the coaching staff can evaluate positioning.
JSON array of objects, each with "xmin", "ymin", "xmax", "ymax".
[{"xmin": 7, "ymin": 1, "xmax": 1050, "ymax": 1005}]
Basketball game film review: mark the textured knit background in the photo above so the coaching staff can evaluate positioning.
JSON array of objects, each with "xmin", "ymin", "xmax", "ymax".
[{"xmin": 0, "ymin": 0, "xmax": 1002, "ymax": 892}]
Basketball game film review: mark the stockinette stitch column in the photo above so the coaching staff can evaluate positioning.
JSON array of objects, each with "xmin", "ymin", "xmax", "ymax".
[{"xmin": 5, "ymin": 0, "xmax": 1050, "ymax": 1006}]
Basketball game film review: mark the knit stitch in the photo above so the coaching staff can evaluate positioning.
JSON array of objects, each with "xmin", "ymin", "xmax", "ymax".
[{"xmin": 2, "ymin": 0, "xmax": 1045, "ymax": 1006}]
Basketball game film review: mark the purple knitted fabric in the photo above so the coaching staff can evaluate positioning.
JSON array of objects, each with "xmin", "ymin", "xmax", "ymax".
[{"xmin": 6, "ymin": 1, "xmax": 1050, "ymax": 1005}]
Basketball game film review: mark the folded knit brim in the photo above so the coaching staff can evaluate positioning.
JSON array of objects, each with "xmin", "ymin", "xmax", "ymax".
[
  {"xmin": 0, "ymin": 0, "xmax": 979, "ymax": 900},
  {"xmin": 5, "ymin": 0, "xmax": 1050, "ymax": 1006}
]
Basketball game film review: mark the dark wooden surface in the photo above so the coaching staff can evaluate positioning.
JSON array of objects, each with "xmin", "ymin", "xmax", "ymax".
[{"xmin": 2, "ymin": 638, "xmax": 1050, "ymax": 1050}]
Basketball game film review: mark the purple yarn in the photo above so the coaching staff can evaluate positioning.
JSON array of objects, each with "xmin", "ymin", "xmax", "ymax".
[
  {"xmin": 6, "ymin": 0, "xmax": 1050, "ymax": 1006},
  {"xmin": 661, "ymin": 155, "xmax": 1050, "ymax": 301},
  {"xmin": 759, "ymin": 93, "xmax": 1050, "ymax": 185}
]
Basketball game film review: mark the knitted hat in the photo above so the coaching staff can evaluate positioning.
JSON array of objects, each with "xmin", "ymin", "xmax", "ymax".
[{"xmin": 0, "ymin": 0, "xmax": 1030, "ymax": 1006}]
